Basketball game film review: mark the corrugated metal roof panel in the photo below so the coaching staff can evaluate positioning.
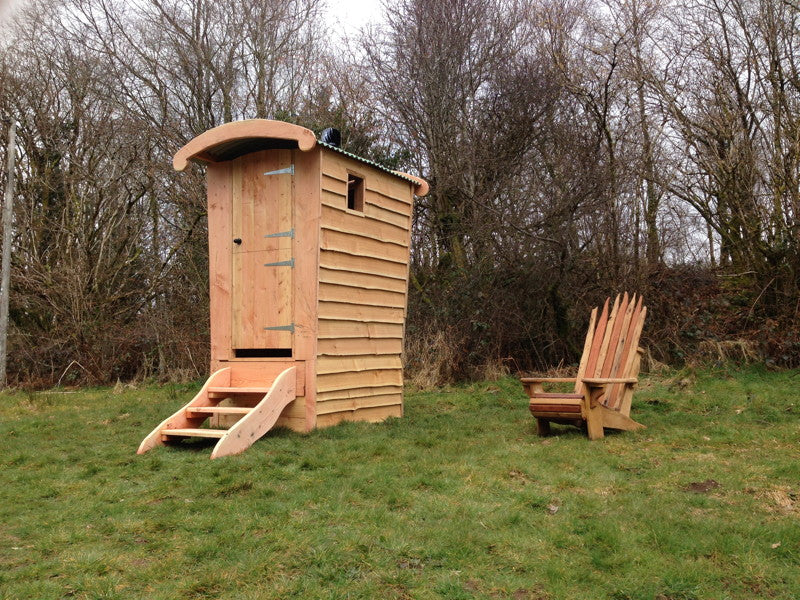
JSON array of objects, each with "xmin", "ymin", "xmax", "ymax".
[{"xmin": 317, "ymin": 140, "xmax": 418, "ymax": 185}]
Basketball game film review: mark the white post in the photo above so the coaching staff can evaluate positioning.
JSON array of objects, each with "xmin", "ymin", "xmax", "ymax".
[{"xmin": 0, "ymin": 121, "xmax": 17, "ymax": 389}]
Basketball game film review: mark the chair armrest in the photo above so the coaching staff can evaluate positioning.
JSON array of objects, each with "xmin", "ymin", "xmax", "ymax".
[
  {"xmin": 520, "ymin": 377, "xmax": 576, "ymax": 384},
  {"xmin": 581, "ymin": 377, "xmax": 638, "ymax": 385}
]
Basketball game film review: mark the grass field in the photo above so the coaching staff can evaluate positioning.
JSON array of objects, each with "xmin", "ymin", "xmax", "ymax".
[{"xmin": 1, "ymin": 367, "xmax": 798, "ymax": 599}]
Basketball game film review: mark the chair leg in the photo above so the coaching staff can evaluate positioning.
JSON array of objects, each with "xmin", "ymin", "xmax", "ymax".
[
  {"xmin": 585, "ymin": 405, "xmax": 605, "ymax": 440},
  {"xmin": 536, "ymin": 418, "xmax": 551, "ymax": 436}
]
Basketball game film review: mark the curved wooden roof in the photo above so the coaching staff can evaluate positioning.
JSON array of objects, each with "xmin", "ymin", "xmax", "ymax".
[
  {"xmin": 173, "ymin": 120, "xmax": 317, "ymax": 172},
  {"xmin": 173, "ymin": 119, "xmax": 429, "ymax": 196}
]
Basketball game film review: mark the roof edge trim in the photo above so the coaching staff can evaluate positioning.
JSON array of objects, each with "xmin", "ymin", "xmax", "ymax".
[
  {"xmin": 173, "ymin": 119, "xmax": 317, "ymax": 172},
  {"xmin": 392, "ymin": 171, "xmax": 430, "ymax": 197}
]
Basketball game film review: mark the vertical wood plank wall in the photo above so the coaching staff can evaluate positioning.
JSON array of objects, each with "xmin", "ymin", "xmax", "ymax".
[{"xmin": 316, "ymin": 151, "xmax": 414, "ymax": 426}]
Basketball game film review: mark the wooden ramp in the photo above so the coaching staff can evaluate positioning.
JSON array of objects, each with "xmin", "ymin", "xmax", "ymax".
[{"xmin": 137, "ymin": 366, "xmax": 296, "ymax": 459}]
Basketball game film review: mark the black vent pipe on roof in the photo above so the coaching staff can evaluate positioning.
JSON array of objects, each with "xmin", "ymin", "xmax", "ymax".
[{"xmin": 320, "ymin": 127, "xmax": 341, "ymax": 147}]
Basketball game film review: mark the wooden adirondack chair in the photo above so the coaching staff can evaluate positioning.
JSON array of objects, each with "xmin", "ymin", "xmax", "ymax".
[{"xmin": 520, "ymin": 293, "xmax": 647, "ymax": 440}]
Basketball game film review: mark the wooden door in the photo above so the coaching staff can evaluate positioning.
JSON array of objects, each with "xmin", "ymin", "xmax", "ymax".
[{"xmin": 231, "ymin": 150, "xmax": 294, "ymax": 351}]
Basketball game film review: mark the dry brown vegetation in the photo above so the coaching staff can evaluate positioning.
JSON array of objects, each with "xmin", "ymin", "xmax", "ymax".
[{"xmin": 1, "ymin": 0, "xmax": 800, "ymax": 386}]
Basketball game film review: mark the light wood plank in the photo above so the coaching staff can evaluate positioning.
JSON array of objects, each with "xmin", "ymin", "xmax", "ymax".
[
  {"xmin": 319, "ymin": 267, "xmax": 408, "ymax": 293},
  {"xmin": 320, "ymin": 250, "xmax": 409, "ymax": 280},
  {"xmin": 583, "ymin": 299, "xmax": 610, "ymax": 378},
  {"xmin": 322, "ymin": 171, "xmax": 347, "ymax": 185},
  {"xmin": 321, "ymin": 188, "xmax": 346, "ymax": 209},
  {"xmin": 293, "ymin": 148, "xmax": 322, "ymax": 431},
  {"xmin": 364, "ymin": 203, "xmax": 410, "ymax": 229},
  {"xmin": 186, "ymin": 406, "xmax": 252, "ymax": 416},
  {"xmin": 318, "ymin": 320, "xmax": 404, "ymax": 340},
  {"xmin": 616, "ymin": 305, "xmax": 646, "ymax": 414},
  {"xmin": 318, "ymin": 337, "xmax": 403, "ymax": 356},
  {"xmin": 321, "ymin": 229, "xmax": 409, "ymax": 263},
  {"xmin": 207, "ymin": 163, "xmax": 233, "ymax": 363},
  {"xmin": 320, "ymin": 204, "xmax": 409, "ymax": 245},
  {"xmin": 318, "ymin": 301, "xmax": 405, "ymax": 323},
  {"xmin": 317, "ymin": 369, "xmax": 403, "ymax": 393},
  {"xmin": 316, "ymin": 385, "xmax": 403, "ymax": 402},
  {"xmin": 207, "ymin": 386, "xmax": 271, "ymax": 397},
  {"xmin": 317, "ymin": 354, "xmax": 402, "ymax": 375},
  {"xmin": 364, "ymin": 187, "xmax": 413, "ymax": 214},
  {"xmin": 319, "ymin": 282, "xmax": 406, "ymax": 308},
  {"xmin": 593, "ymin": 294, "xmax": 620, "ymax": 379},
  {"xmin": 274, "ymin": 416, "xmax": 309, "ymax": 432},
  {"xmin": 321, "ymin": 223, "xmax": 409, "ymax": 249},
  {"xmin": 316, "ymin": 394, "xmax": 403, "ymax": 415},
  {"xmin": 162, "ymin": 428, "xmax": 226, "ymax": 439}
]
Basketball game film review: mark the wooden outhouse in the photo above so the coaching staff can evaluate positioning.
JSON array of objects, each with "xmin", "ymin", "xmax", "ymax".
[{"xmin": 138, "ymin": 119, "xmax": 428, "ymax": 458}]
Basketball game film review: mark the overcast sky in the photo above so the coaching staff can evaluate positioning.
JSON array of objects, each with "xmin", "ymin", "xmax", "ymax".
[
  {"xmin": 0, "ymin": 0, "xmax": 387, "ymax": 30},
  {"xmin": 328, "ymin": 0, "xmax": 384, "ymax": 43}
]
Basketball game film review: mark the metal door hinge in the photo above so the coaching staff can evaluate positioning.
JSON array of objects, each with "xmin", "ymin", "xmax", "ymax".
[
  {"xmin": 263, "ymin": 258, "xmax": 295, "ymax": 268},
  {"xmin": 263, "ymin": 323, "xmax": 295, "ymax": 333},
  {"xmin": 264, "ymin": 229, "xmax": 294, "ymax": 239},
  {"xmin": 263, "ymin": 165, "xmax": 294, "ymax": 176}
]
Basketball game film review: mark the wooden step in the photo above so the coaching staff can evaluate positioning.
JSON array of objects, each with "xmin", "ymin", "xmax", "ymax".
[
  {"xmin": 207, "ymin": 386, "xmax": 271, "ymax": 399},
  {"xmin": 161, "ymin": 428, "xmax": 227, "ymax": 439},
  {"xmin": 185, "ymin": 406, "xmax": 252, "ymax": 417}
]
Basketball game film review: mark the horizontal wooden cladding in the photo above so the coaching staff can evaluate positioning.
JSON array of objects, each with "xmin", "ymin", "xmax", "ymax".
[
  {"xmin": 316, "ymin": 384, "xmax": 403, "ymax": 402},
  {"xmin": 320, "ymin": 250, "xmax": 409, "ymax": 280},
  {"xmin": 274, "ymin": 415, "xmax": 308, "ymax": 432},
  {"xmin": 320, "ymin": 204, "xmax": 409, "ymax": 245},
  {"xmin": 320, "ymin": 186, "xmax": 411, "ymax": 222},
  {"xmin": 321, "ymin": 152, "xmax": 413, "ymax": 205},
  {"xmin": 316, "ymin": 394, "xmax": 402, "ymax": 416},
  {"xmin": 322, "ymin": 174, "xmax": 346, "ymax": 194},
  {"xmin": 316, "ymin": 404, "xmax": 402, "ymax": 428},
  {"xmin": 320, "ymin": 229, "xmax": 409, "ymax": 263},
  {"xmin": 317, "ymin": 369, "xmax": 403, "ymax": 393},
  {"xmin": 318, "ymin": 319, "xmax": 404, "ymax": 340},
  {"xmin": 318, "ymin": 337, "xmax": 403, "ymax": 356},
  {"xmin": 364, "ymin": 204, "xmax": 410, "ymax": 229},
  {"xmin": 317, "ymin": 354, "xmax": 401, "ymax": 375},
  {"xmin": 319, "ymin": 267, "xmax": 407, "ymax": 293},
  {"xmin": 364, "ymin": 187, "xmax": 412, "ymax": 216},
  {"xmin": 321, "ymin": 188, "xmax": 346, "ymax": 209},
  {"xmin": 319, "ymin": 282, "xmax": 406, "ymax": 309},
  {"xmin": 319, "ymin": 301, "xmax": 405, "ymax": 324}
]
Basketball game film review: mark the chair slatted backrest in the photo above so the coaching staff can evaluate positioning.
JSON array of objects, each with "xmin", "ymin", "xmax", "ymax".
[
  {"xmin": 574, "ymin": 294, "xmax": 647, "ymax": 411},
  {"xmin": 576, "ymin": 298, "xmax": 611, "ymax": 392}
]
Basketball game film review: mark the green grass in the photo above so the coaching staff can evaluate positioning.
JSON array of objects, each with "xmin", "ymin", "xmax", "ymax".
[{"xmin": 1, "ymin": 367, "xmax": 799, "ymax": 599}]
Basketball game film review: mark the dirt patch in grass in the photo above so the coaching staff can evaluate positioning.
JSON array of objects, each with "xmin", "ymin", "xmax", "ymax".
[{"xmin": 683, "ymin": 478, "xmax": 721, "ymax": 493}]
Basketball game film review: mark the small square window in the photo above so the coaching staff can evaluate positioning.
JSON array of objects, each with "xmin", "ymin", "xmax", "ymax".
[{"xmin": 347, "ymin": 174, "xmax": 364, "ymax": 211}]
